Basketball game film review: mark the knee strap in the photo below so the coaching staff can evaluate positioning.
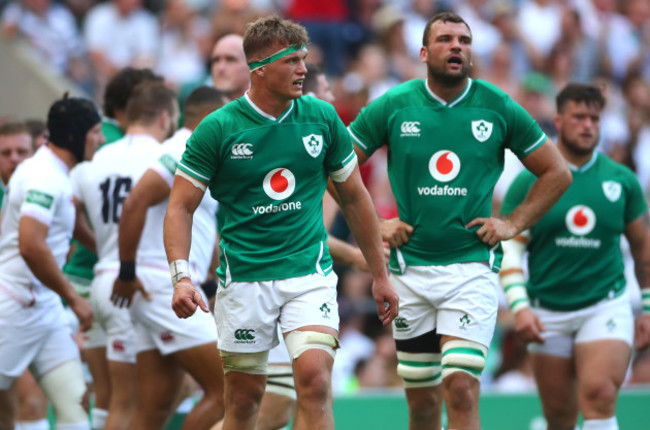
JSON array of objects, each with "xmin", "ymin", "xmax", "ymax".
[
  {"xmin": 396, "ymin": 351, "xmax": 442, "ymax": 388},
  {"xmin": 441, "ymin": 340, "xmax": 488, "ymax": 380},
  {"xmin": 39, "ymin": 360, "xmax": 88, "ymax": 424},
  {"xmin": 220, "ymin": 350, "xmax": 269, "ymax": 375},
  {"xmin": 284, "ymin": 331, "xmax": 339, "ymax": 361}
]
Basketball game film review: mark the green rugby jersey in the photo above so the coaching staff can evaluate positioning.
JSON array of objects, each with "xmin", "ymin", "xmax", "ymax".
[
  {"xmin": 179, "ymin": 94, "xmax": 357, "ymax": 282},
  {"xmin": 349, "ymin": 78, "xmax": 546, "ymax": 273},
  {"xmin": 63, "ymin": 119, "xmax": 124, "ymax": 283},
  {"xmin": 502, "ymin": 152, "xmax": 647, "ymax": 311}
]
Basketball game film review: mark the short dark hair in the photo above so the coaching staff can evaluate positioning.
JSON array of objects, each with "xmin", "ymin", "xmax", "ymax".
[
  {"xmin": 422, "ymin": 12, "xmax": 471, "ymax": 46},
  {"xmin": 125, "ymin": 82, "xmax": 177, "ymax": 126},
  {"xmin": 303, "ymin": 63, "xmax": 324, "ymax": 95},
  {"xmin": 243, "ymin": 15, "xmax": 308, "ymax": 63},
  {"xmin": 0, "ymin": 121, "xmax": 29, "ymax": 137},
  {"xmin": 183, "ymin": 86, "xmax": 227, "ymax": 127},
  {"xmin": 103, "ymin": 68, "xmax": 163, "ymax": 118},
  {"xmin": 556, "ymin": 83, "xmax": 605, "ymax": 113}
]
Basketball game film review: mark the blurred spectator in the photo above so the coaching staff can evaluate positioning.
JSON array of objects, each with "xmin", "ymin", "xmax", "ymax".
[
  {"xmin": 516, "ymin": 0, "xmax": 562, "ymax": 71},
  {"xmin": 491, "ymin": 329, "xmax": 536, "ymax": 393},
  {"xmin": 491, "ymin": 4, "xmax": 532, "ymax": 79},
  {"xmin": 156, "ymin": 0, "xmax": 211, "ymax": 90},
  {"xmin": 24, "ymin": 118, "xmax": 47, "ymax": 149},
  {"xmin": 1, "ymin": 0, "xmax": 88, "ymax": 85},
  {"xmin": 480, "ymin": 41, "xmax": 519, "ymax": 97},
  {"xmin": 372, "ymin": 4, "xmax": 420, "ymax": 82},
  {"xmin": 401, "ymin": 0, "xmax": 445, "ymax": 60},
  {"xmin": 210, "ymin": 0, "xmax": 265, "ymax": 41},
  {"xmin": 0, "ymin": 121, "xmax": 33, "ymax": 189},
  {"xmin": 605, "ymin": 0, "xmax": 650, "ymax": 82},
  {"xmin": 84, "ymin": 0, "xmax": 159, "ymax": 93},
  {"xmin": 454, "ymin": 0, "xmax": 500, "ymax": 71},
  {"xmin": 556, "ymin": 8, "xmax": 601, "ymax": 84},
  {"xmin": 516, "ymin": 72, "xmax": 556, "ymax": 138}
]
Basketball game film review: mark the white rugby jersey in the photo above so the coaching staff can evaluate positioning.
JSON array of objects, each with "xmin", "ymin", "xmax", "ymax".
[
  {"xmin": 71, "ymin": 134, "xmax": 164, "ymax": 272},
  {"xmin": 150, "ymin": 127, "xmax": 218, "ymax": 283},
  {"xmin": 0, "ymin": 146, "xmax": 75, "ymax": 307}
]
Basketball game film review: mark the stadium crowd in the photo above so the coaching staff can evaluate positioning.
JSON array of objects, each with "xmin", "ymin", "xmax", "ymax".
[{"xmin": 1, "ymin": 0, "xmax": 650, "ymax": 429}]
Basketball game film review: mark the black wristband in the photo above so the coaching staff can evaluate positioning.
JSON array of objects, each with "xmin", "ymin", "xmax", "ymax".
[{"xmin": 119, "ymin": 261, "xmax": 136, "ymax": 281}]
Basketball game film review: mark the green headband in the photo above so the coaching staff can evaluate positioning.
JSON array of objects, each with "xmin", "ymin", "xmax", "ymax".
[{"xmin": 249, "ymin": 44, "xmax": 307, "ymax": 71}]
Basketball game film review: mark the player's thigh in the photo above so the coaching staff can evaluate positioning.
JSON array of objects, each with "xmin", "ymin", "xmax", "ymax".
[
  {"xmin": 172, "ymin": 342, "xmax": 223, "ymax": 396},
  {"xmin": 575, "ymin": 339, "xmax": 631, "ymax": 398},
  {"xmin": 135, "ymin": 349, "xmax": 184, "ymax": 408},
  {"xmin": 531, "ymin": 352, "xmax": 578, "ymax": 420}
]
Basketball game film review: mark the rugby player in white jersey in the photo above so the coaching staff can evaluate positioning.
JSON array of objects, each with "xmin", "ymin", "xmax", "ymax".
[
  {"xmin": 111, "ymin": 86, "xmax": 228, "ymax": 429},
  {"xmin": 0, "ymin": 97, "xmax": 103, "ymax": 430},
  {"xmin": 71, "ymin": 82, "xmax": 178, "ymax": 430}
]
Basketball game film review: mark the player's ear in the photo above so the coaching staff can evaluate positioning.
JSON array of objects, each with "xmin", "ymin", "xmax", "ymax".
[
  {"xmin": 254, "ymin": 66, "xmax": 265, "ymax": 78},
  {"xmin": 420, "ymin": 46, "xmax": 428, "ymax": 64}
]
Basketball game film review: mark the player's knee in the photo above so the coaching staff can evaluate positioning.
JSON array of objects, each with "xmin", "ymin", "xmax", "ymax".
[
  {"xmin": 396, "ymin": 351, "xmax": 442, "ymax": 388},
  {"xmin": 220, "ymin": 350, "xmax": 269, "ymax": 375},
  {"xmin": 580, "ymin": 381, "xmax": 618, "ymax": 413},
  {"xmin": 284, "ymin": 330, "xmax": 339, "ymax": 361},
  {"xmin": 39, "ymin": 361, "xmax": 88, "ymax": 424},
  {"xmin": 441, "ymin": 339, "xmax": 487, "ymax": 381}
]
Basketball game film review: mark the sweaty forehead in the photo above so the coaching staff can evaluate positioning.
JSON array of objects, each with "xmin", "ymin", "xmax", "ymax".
[{"xmin": 430, "ymin": 21, "xmax": 471, "ymax": 38}]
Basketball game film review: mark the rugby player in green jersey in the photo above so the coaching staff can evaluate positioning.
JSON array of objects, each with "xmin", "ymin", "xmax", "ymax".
[
  {"xmin": 501, "ymin": 83, "xmax": 650, "ymax": 430},
  {"xmin": 346, "ymin": 12, "xmax": 571, "ymax": 430},
  {"xmin": 165, "ymin": 16, "xmax": 397, "ymax": 430}
]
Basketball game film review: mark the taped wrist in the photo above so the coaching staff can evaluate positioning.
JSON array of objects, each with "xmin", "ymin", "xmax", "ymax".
[
  {"xmin": 500, "ymin": 232, "xmax": 530, "ymax": 314},
  {"xmin": 642, "ymin": 288, "xmax": 650, "ymax": 315},
  {"xmin": 119, "ymin": 261, "xmax": 135, "ymax": 281},
  {"xmin": 170, "ymin": 259, "xmax": 191, "ymax": 287}
]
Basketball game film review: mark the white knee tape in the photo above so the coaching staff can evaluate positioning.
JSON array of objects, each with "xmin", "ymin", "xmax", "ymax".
[
  {"xmin": 38, "ymin": 360, "xmax": 88, "ymax": 424},
  {"xmin": 220, "ymin": 350, "xmax": 269, "ymax": 375},
  {"xmin": 441, "ymin": 340, "xmax": 488, "ymax": 380},
  {"xmin": 396, "ymin": 351, "xmax": 442, "ymax": 388},
  {"xmin": 284, "ymin": 331, "xmax": 339, "ymax": 361}
]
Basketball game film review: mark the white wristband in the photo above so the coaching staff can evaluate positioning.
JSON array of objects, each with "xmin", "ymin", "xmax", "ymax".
[
  {"xmin": 170, "ymin": 259, "xmax": 191, "ymax": 287},
  {"xmin": 642, "ymin": 288, "xmax": 650, "ymax": 315},
  {"xmin": 504, "ymin": 283, "xmax": 530, "ymax": 315}
]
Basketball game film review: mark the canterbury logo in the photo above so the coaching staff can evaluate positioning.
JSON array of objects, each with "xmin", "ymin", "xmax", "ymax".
[
  {"xmin": 231, "ymin": 143, "xmax": 253, "ymax": 156},
  {"xmin": 400, "ymin": 121, "xmax": 421, "ymax": 135},
  {"xmin": 234, "ymin": 328, "xmax": 255, "ymax": 340}
]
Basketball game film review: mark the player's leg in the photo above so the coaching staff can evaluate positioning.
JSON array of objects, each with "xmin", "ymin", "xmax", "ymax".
[
  {"xmin": 256, "ymin": 363, "xmax": 295, "ymax": 430},
  {"xmin": 574, "ymin": 294, "xmax": 634, "ymax": 430},
  {"xmin": 221, "ymin": 367, "xmax": 266, "ymax": 430},
  {"xmin": 83, "ymin": 347, "xmax": 110, "ymax": 430},
  {"xmin": 128, "ymin": 349, "xmax": 184, "ymax": 430},
  {"xmin": 436, "ymin": 263, "xmax": 499, "ymax": 430},
  {"xmin": 528, "ymin": 305, "xmax": 580, "ymax": 430},
  {"xmin": 172, "ymin": 343, "xmax": 225, "ymax": 430},
  {"xmin": 15, "ymin": 370, "xmax": 49, "ymax": 430},
  {"xmin": 0, "ymin": 383, "xmax": 17, "ymax": 430},
  {"xmin": 530, "ymin": 351, "xmax": 578, "ymax": 430}
]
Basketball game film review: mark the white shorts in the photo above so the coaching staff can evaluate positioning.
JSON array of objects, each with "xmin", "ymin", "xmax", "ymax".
[
  {"xmin": 215, "ymin": 272, "xmax": 339, "ymax": 353},
  {"xmin": 268, "ymin": 326, "xmax": 291, "ymax": 364},
  {"xmin": 130, "ymin": 267, "xmax": 218, "ymax": 356},
  {"xmin": 390, "ymin": 262, "xmax": 499, "ymax": 348},
  {"xmin": 0, "ymin": 300, "xmax": 79, "ymax": 389},
  {"xmin": 91, "ymin": 270, "xmax": 136, "ymax": 363},
  {"xmin": 528, "ymin": 292, "xmax": 634, "ymax": 358}
]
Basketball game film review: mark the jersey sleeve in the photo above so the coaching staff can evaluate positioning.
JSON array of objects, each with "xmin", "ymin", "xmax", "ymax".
[
  {"xmin": 19, "ymin": 176, "xmax": 63, "ymax": 226},
  {"xmin": 623, "ymin": 167, "xmax": 648, "ymax": 224},
  {"xmin": 503, "ymin": 97, "xmax": 547, "ymax": 159},
  {"xmin": 348, "ymin": 95, "xmax": 391, "ymax": 157},
  {"xmin": 500, "ymin": 169, "xmax": 536, "ymax": 216},
  {"xmin": 177, "ymin": 118, "xmax": 221, "ymax": 185},
  {"xmin": 324, "ymin": 106, "xmax": 358, "ymax": 182},
  {"xmin": 151, "ymin": 145, "xmax": 183, "ymax": 188}
]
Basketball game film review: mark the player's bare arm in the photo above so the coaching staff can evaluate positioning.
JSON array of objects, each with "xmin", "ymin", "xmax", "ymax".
[
  {"xmin": 328, "ymin": 144, "xmax": 414, "ymax": 247},
  {"xmin": 467, "ymin": 139, "xmax": 572, "ymax": 245},
  {"xmin": 19, "ymin": 216, "xmax": 93, "ymax": 331},
  {"xmin": 72, "ymin": 198, "xmax": 96, "ymax": 253},
  {"xmin": 164, "ymin": 173, "xmax": 209, "ymax": 318},
  {"xmin": 112, "ymin": 169, "xmax": 171, "ymax": 307},
  {"xmin": 333, "ymin": 165, "xmax": 398, "ymax": 326},
  {"xmin": 625, "ymin": 214, "xmax": 650, "ymax": 349}
]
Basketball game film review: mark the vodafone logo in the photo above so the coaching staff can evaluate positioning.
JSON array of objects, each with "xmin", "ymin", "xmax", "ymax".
[
  {"xmin": 263, "ymin": 168, "xmax": 295, "ymax": 200},
  {"xmin": 565, "ymin": 205, "xmax": 596, "ymax": 236},
  {"xmin": 429, "ymin": 150, "xmax": 461, "ymax": 182}
]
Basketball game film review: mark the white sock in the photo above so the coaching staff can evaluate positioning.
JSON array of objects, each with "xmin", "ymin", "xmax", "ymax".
[
  {"xmin": 91, "ymin": 408, "xmax": 108, "ymax": 430},
  {"xmin": 14, "ymin": 419, "xmax": 50, "ymax": 430},
  {"xmin": 56, "ymin": 422, "xmax": 90, "ymax": 430},
  {"xmin": 582, "ymin": 416, "xmax": 618, "ymax": 430}
]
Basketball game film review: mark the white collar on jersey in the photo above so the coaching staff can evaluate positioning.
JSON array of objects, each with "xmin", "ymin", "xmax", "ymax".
[
  {"xmin": 244, "ymin": 92, "xmax": 294, "ymax": 123},
  {"xmin": 424, "ymin": 78, "xmax": 473, "ymax": 107},
  {"xmin": 567, "ymin": 151, "xmax": 598, "ymax": 172},
  {"xmin": 42, "ymin": 144, "xmax": 70, "ymax": 175}
]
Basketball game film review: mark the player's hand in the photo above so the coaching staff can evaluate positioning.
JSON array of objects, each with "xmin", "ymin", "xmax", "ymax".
[
  {"xmin": 172, "ymin": 279, "xmax": 209, "ymax": 319},
  {"xmin": 514, "ymin": 307, "xmax": 545, "ymax": 344},
  {"xmin": 466, "ymin": 217, "xmax": 519, "ymax": 246},
  {"xmin": 372, "ymin": 277, "xmax": 399, "ymax": 326},
  {"xmin": 111, "ymin": 277, "xmax": 151, "ymax": 308},
  {"xmin": 380, "ymin": 218, "xmax": 414, "ymax": 248},
  {"xmin": 69, "ymin": 295, "xmax": 93, "ymax": 332},
  {"xmin": 634, "ymin": 314, "xmax": 650, "ymax": 349}
]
